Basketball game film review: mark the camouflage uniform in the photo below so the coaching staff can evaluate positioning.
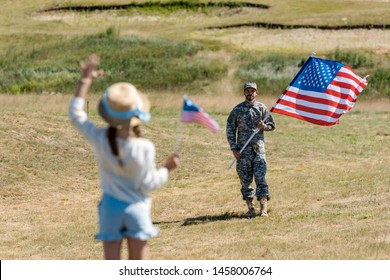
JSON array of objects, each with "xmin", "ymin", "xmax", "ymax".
[{"xmin": 226, "ymin": 100, "xmax": 275, "ymax": 201}]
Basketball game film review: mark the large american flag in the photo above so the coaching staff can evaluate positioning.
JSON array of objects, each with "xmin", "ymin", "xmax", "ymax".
[
  {"xmin": 181, "ymin": 97, "xmax": 220, "ymax": 134},
  {"xmin": 271, "ymin": 56, "xmax": 368, "ymax": 126}
]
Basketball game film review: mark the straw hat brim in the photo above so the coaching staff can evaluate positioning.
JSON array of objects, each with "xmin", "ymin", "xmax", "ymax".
[
  {"xmin": 98, "ymin": 101, "xmax": 142, "ymax": 127},
  {"xmin": 97, "ymin": 83, "xmax": 151, "ymax": 128}
]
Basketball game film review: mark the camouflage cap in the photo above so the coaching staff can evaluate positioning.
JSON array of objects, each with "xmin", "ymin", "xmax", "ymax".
[{"xmin": 243, "ymin": 82, "xmax": 257, "ymax": 91}]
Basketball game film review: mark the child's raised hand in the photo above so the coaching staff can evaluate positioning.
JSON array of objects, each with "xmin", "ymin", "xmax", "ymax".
[{"xmin": 79, "ymin": 54, "xmax": 104, "ymax": 81}]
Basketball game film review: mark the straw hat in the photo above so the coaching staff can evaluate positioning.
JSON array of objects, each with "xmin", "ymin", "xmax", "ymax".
[{"xmin": 98, "ymin": 82, "xmax": 151, "ymax": 127}]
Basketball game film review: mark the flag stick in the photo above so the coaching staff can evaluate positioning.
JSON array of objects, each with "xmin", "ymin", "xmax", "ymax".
[
  {"xmin": 175, "ymin": 94, "xmax": 187, "ymax": 154},
  {"xmin": 175, "ymin": 120, "xmax": 183, "ymax": 154},
  {"xmin": 227, "ymin": 112, "xmax": 270, "ymax": 169},
  {"xmin": 227, "ymin": 128, "xmax": 259, "ymax": 169}
]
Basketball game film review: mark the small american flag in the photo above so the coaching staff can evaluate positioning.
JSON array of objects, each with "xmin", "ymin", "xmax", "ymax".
[
  {"xmin": 271, "ymin": 56, "xmax": 368, "ymax": 126},
  {"xmin": 181, "ymin": 97, "xmax": 220, "ymax": 134}
]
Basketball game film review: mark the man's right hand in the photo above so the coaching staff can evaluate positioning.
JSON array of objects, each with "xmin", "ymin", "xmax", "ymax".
[{"xmin": 232, "ymin": 149, "xmax": 241, "ymax": 160}]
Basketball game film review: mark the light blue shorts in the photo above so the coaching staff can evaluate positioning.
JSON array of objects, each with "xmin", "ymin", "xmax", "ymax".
[{"xmin": 95, "ymin": 193, "xmax": 159, "ymax": 242}]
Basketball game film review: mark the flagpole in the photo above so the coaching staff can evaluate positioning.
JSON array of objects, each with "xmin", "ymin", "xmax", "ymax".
[
  {"xmin": 227, "ymin": 128, "xmax": 259, "ymax": 169},
  {"xmin": 175, "ymin": 94, "xmax": 187, "ymax": 154},
  {"xmin": 175, "ymin": 121, "xmax": 183, "ymax": 154},
  {"xmin": 227, "ymin": 112, "xmax": 270, "ymax": 170}
]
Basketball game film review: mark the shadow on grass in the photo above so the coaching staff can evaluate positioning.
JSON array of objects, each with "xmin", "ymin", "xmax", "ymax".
[
  {"xmin": 154, "ymin": 210, "xmax": 271, "ymax": 226},
  {"xmin": 154, "ymin": 211, "xmax": 256, "ymax": 226},
  {"xmin": 181, "ymin": 211, "xmax": 244, "ymax": 226}
]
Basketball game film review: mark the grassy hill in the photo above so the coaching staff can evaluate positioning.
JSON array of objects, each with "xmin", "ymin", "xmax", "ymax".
[
  {"xmin": 1, "ymin": 0, "xmax": 390, "ymax": 96},
  {"xmin": 0, "ymin": 0, "xmax": 389, "ymax": 260}
]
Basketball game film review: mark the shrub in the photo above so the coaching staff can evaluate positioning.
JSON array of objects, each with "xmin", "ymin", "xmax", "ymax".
[{"xmin": 326, "ymin": 48, "xmax": 373, "ymax": 68}]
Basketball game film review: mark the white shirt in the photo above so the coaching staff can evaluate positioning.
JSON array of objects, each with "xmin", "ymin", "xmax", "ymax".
[{"xmin": 69, "ymin": 97, "xmax": 169, "ymax": 203}]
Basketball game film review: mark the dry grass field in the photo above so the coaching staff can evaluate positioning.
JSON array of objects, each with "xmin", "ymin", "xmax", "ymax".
[
  {"xmin": 1, "ymin": 93, "xmax": 389, "ymax": 260},
  {"xmin": 1, "ymin": 0, "xmax": 390, "ymax": 260}
]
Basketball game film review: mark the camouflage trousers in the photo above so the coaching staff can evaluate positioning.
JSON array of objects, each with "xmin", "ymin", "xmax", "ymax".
[{"xmin": 236, "ymin": 146, "xmax": 269, "ymax": 200}]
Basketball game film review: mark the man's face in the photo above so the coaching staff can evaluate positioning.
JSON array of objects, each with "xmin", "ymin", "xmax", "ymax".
[{"xmin": 244, "ymin": 87, "xmax": 258, "ymax": 103}]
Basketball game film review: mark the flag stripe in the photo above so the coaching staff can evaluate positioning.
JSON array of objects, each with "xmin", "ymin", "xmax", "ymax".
[
  {"xmin": 341, "ymin": 65, "xmax": 368, "ymax": 87},
  {"xmin": 271, "ymin": 106, "xmax": 339, "ymax": 126},
  {"xmin": 275, "ymin": 97, "xmax": 345, "ymax": 119},
  {"xmin": 326, "ymin": 85, "xmax": 359, "ymax": 102},
  {"xmin": 181, "ymin": 112, "xmax": 220, "ymax": 133},
  {"xmin": 330, "ymin": 80, "xmax": 361, "ymax": 98},
  {"xmin": 271, "ymin": 57, "xmax": 368, "ymax": 126},
  {"xmin": 337, "ymin": 70, "xmax": 362, "ymax": 86},
  {"xmin": 181, "ymin": 112, "xmax": 217, "ymax": 125},
  {"xmin": 180, "ymin": 98, "xmax": 220, "ymax": 134},
  {"xmin": 283, "ymin": 87, "xmax": 354, "ymax": 111}
]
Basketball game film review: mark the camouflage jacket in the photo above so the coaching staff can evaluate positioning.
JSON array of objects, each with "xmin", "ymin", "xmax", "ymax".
[{"xmin": 226, "ymin": 100, "xmax": 275, "ymax": 154}]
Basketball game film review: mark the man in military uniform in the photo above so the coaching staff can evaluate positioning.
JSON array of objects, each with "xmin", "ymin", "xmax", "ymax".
[{"xmin": 226, "ymin": 82, "xmax": 276, "ymax": 218}]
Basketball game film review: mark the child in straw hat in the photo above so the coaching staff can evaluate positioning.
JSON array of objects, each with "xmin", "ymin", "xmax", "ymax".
[{"xmin": 69, "ymin": 54, "xmax": 180, "ymax": 260}]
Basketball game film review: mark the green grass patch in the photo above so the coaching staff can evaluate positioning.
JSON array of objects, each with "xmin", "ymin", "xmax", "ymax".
[
  {"xmin": 326, "ymin": 48, "xmax": 374, "ymax": 69},
  {"xmin": 365, "ymin": 68, "xmax": 390, "ymax": 98},
  {"xmin": 0, "ymin": 28, "xmax": 227, "ymax": 94},
  {"xmin": 2, "ymin": 31, "xmax": 388, "ymax": 97}
]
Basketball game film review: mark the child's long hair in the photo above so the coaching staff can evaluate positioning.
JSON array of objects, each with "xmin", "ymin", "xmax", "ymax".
[{"xmin": 106, "ymin": 122, "xmax": 143, "ymax": 166}]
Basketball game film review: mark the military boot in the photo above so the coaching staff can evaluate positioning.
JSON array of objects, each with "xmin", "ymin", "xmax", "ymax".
[
  {"xmin": 259, "ymin": 196, "xmax": 268, "ymax": 217},
  {"xmin": 243, "ymin": 198, "xmax": 256, "ymax": 218}
]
